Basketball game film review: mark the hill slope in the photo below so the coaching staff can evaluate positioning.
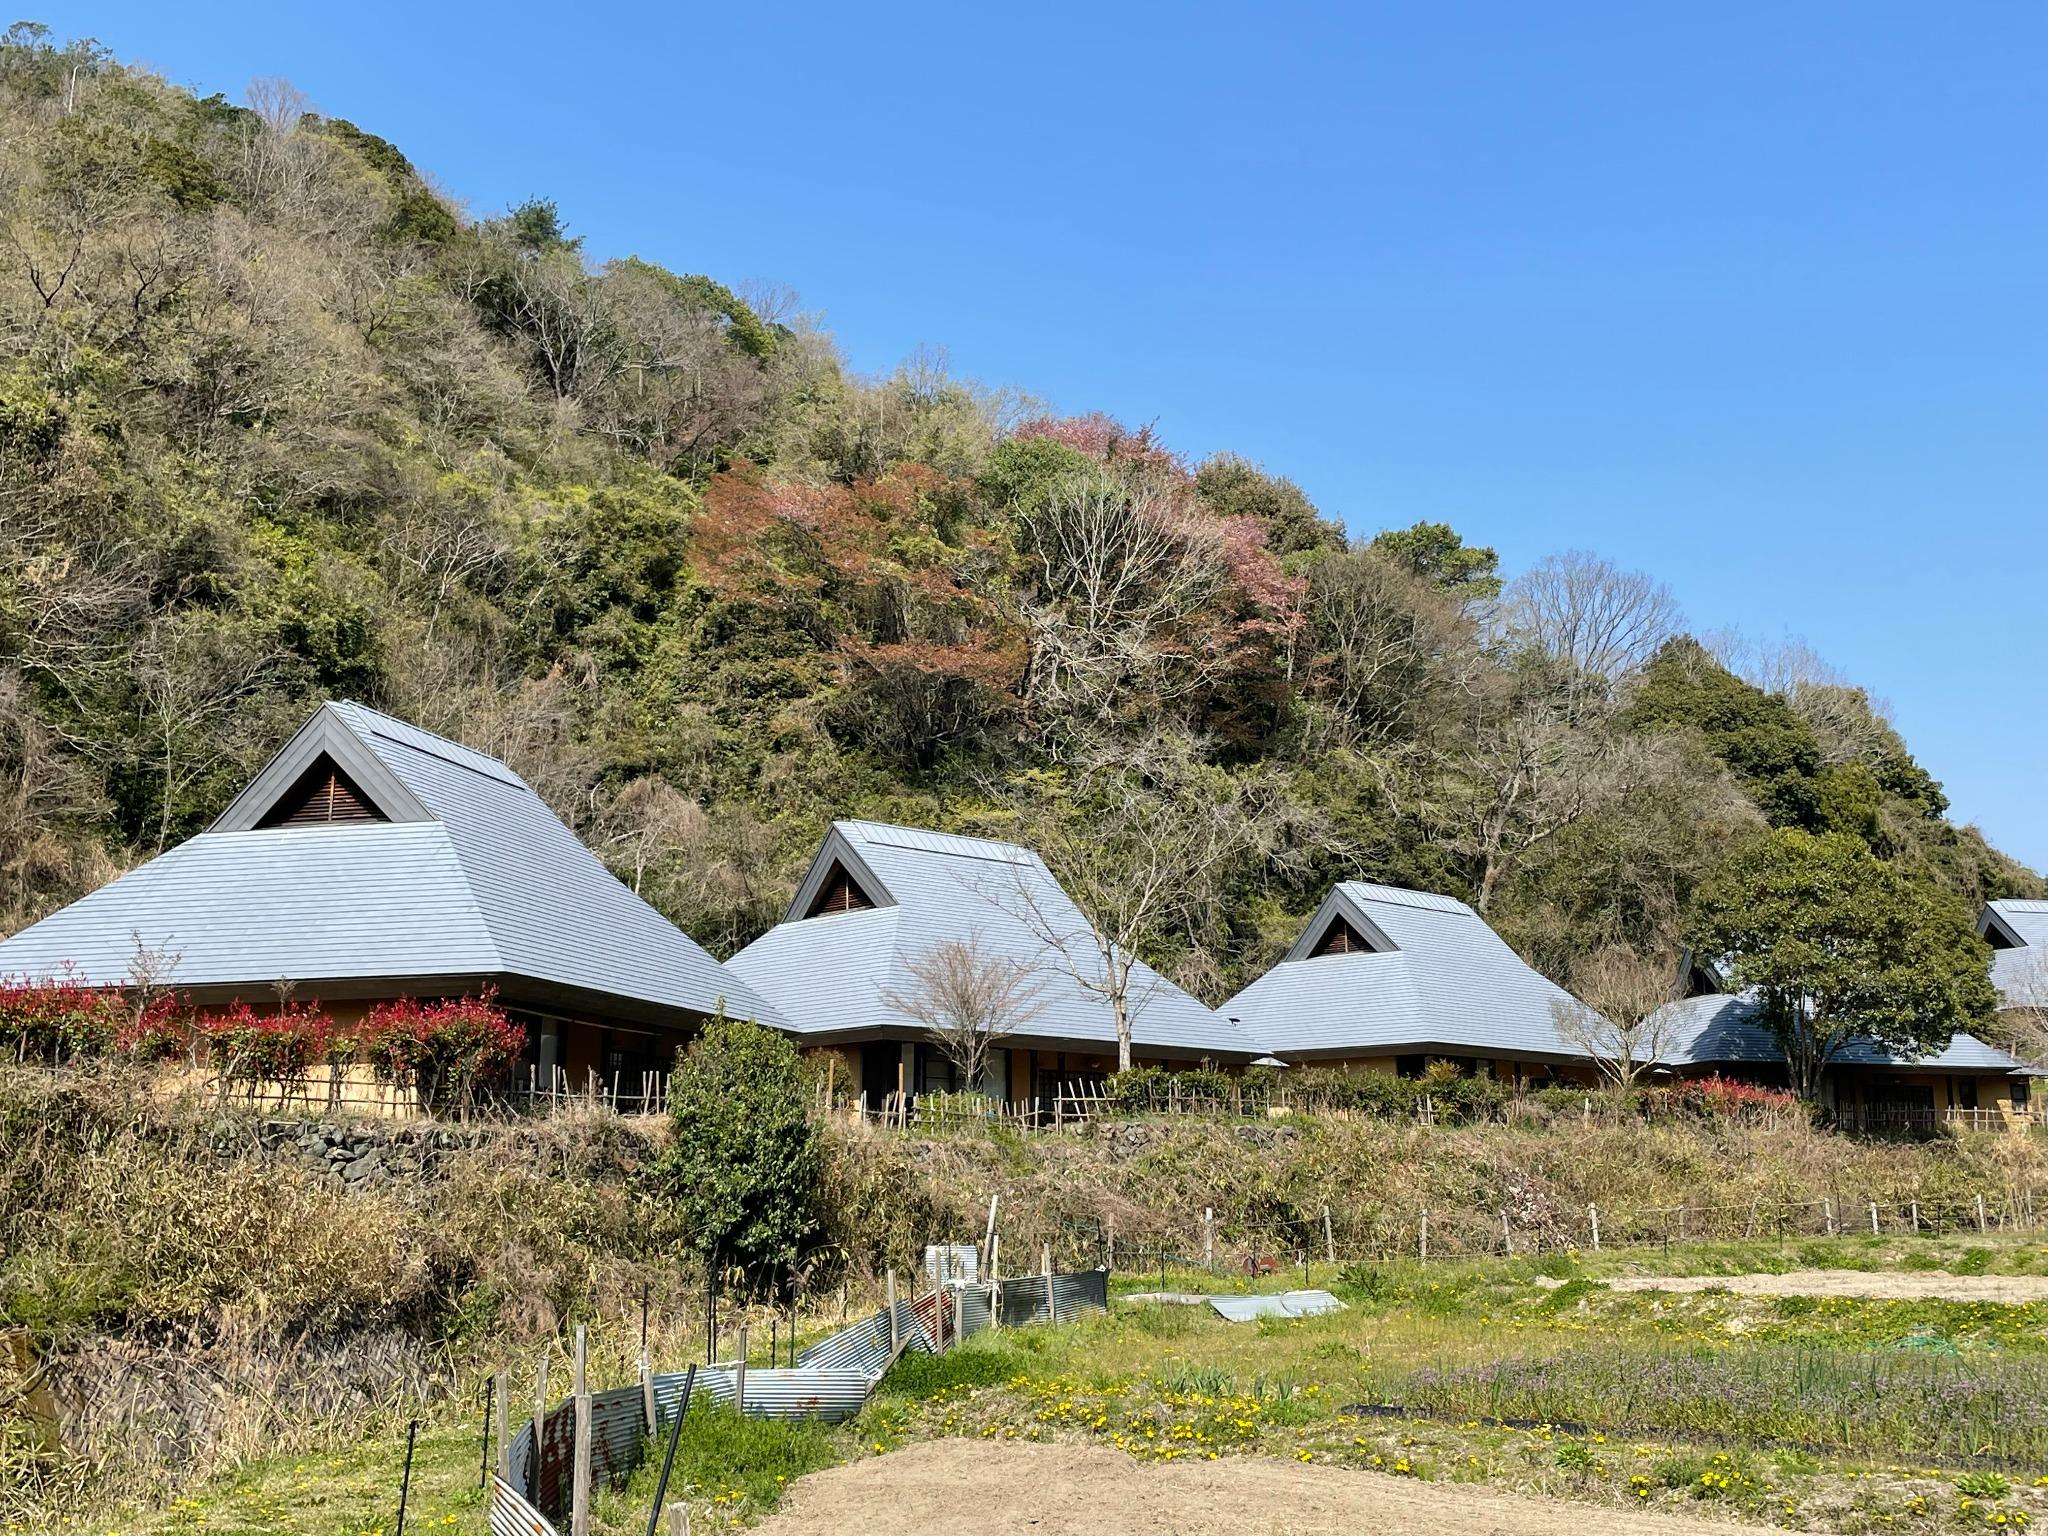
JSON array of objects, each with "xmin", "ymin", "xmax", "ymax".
[{"xmin": 0, "ymin": 26, "xmax": 2036, "ymax": 998}]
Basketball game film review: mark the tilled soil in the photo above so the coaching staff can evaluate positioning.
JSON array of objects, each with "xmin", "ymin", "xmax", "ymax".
[
  {"xmin": 1605, "ymin": 1268, "xmax": 2048, "ymax": 1304},
  {"xmin": 751, "ymin": 1439, "xmax": 1784, "ymax": 1535}
]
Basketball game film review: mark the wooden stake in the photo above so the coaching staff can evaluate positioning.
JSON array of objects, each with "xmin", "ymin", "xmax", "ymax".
[
  {"xmin": 572, "ymin": 1326, "xmax": 591, "ymax": 1536},
  {"xmin": 887, "ymin": 1270, "xmax": 898, "ymax": 1353},
  {"xmin": 734, "ymin": 1327, "xmax": 748, "ymax": 1416},
  {"xmin": 1588, "ymin": 1203, "xmax": 1600, "ymax": 1252},
  {"xmin": 1322, "ymin": 1205, "xmax": 1335, "ymax": 1265},
  {"xmin": 1823, "ymin": 1198, "xmax": 1835, "ymax": 1236},
  {"xmin": 1202, "ymin": 1207, "xmax": 1215, "ymax": 1270},
  {"xmin": 1043, "ymin": 1242, "xmax": 1056, "ymax": 1323},
  {"xmin": 531, "ymin": 1348, "xmax": 551, "ymax": 1475},
  {"xmin": 1978, "ymin": 1193, "xmax": 1989, "ymax": 1233},
  {"xmin": 494, "ymin": 1372, "xmax": 511, "ymax": 1481},
  {"xmin": 1869, "ymin": 1200, "xmax": 1881, "ymax": 1235},
  {"xmin": 1419, "ymin": 1209, "xmax": 1429, "ymax": 1264},
  {"xmin": 640, "ymin": 1346, "xmax": 656, "ymax": 1435},
  {"xmin": 1501, "ymin": 1209, "xmax": 1513, "ymax": 1256}
]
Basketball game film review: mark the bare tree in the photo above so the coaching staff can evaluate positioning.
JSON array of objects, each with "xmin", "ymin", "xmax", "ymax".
[
  {"xmin": 1499, "ymin": 551, "xmax": 1682, "ymax": 688},
  {"xmin": 1550, "ymin": 942, "xmax": 1681, "ymax": 1087},
  {"xmin": 984, "ymin": 731, "xmax": 1276, "ymax": 1071},
  {"xmin": 1011, "ymin": 469, "xmax": 1245, "ymax": 732},
  {"xmin": 881, "ymin": 935, "xmax": 1045, "ymax": 1095}
]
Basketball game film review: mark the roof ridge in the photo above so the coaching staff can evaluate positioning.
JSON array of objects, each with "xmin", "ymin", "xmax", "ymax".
[
  {"xmin": 1338, "ymin": 880, "xmax": 1476, "ymax": 916},
  {"xmin": 327, "ymin": 701, "xmax": 528, "ymax": 790}
]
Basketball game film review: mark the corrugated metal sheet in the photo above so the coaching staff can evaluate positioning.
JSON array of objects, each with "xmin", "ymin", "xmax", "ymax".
[
  {"xmin": 797, "ymin": 1299, "xmax": 933, "ymax": 1374},
  {"xmin": 489, "ymin": 1474, "xmax": 558, "ymax": 1536},
  {"xmin": 1208, "ymin": 1288, "xmax": 1345, "ymax": 1322},
  {"xmin": 728, "ymin": 822, "xmax": 1263, "ymax": 1059},
  {"xmin": 925, "ymin": 1244, "xmax": 978, "ymax": 1285},
  {"xmin": 678, "ymin": 1365, "xmax": 874, "ymax": 1423},
  {"xmin": 1000, "ymin": 1270, "xmax": 1109, "ymax": 1327}
]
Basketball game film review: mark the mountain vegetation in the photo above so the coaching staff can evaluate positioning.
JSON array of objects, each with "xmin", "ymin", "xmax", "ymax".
[{"xmin": 0, "ymin": 25, "xmax": 2037, "ymax": 1007}]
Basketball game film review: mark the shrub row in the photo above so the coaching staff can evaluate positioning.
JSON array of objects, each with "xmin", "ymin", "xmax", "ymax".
[
  {"xmin": 0, "ymin": 974, "xmax": 524, "ymax": 1111},
  {"xmin": 1106, "ymin": 1064, "xmax": 1804, "ymax": 1125}
]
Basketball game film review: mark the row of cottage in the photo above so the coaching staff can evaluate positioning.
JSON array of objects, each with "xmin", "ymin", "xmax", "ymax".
[{"xmin": 1, "ymin": 702, "xmax": 2040, "ymax": 1123}]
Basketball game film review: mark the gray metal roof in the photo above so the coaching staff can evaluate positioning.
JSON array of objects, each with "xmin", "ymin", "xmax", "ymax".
[
  {"xmin": 0, "ymin": 701, "xmax": 780, "ymax": 1028},
  {"xmin": 1655, "ymin": 990, "xmax": 2024, "ymax": 1073},
  {"xmin": 726, "ymin": 819, "xmax": 1262, "ymax": 1060},
  {"xmin": 1985, "ymin": 899, "xmax": 2048, "ymax": 1011},
  {"xmin": 1223, "ymin": 882, "xmax": 1597, "ymax": 1063}
]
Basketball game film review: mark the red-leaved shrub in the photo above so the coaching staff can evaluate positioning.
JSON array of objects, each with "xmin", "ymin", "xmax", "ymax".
[{"xmin": 358, "ymin": 992, "xmax": 524, "ymax": 1113}]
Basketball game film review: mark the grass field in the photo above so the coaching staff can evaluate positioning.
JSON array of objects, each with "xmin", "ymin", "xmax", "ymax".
[{"xmin": 100, "ymin": 1234, "xmax": 2048, "ymax": 1536}]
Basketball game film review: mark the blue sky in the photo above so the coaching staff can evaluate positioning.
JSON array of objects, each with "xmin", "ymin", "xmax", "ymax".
[{"xmin": 49, "ymin": 2, "xmax": 2048, "ymax": 870}]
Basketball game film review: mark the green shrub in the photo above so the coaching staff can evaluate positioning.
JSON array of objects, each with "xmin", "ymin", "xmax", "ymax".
[{"xmin": 660, "ymin": 1014, "xmax": 821, "ymax": 1294}]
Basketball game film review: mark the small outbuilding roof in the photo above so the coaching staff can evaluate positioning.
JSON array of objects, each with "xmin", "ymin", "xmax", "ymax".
[
  {"xmin": 725, "ymin": 820, "xmax": 1261, "ymax": 1061},
  {"xmin": 1221, "ymin": 882, "xmax": 1595, "ymax": 1065},
  {"xmin": 1655, "ymin": 991, "xmax": 2025, "ymax": 1074},
  {"xmin": 0, "ymin": 701, "xmax": 780, "ymax": 1029}
]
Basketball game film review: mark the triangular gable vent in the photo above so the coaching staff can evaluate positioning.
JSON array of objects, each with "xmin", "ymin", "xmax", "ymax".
[
  {"xmin": 805, "ymin": 861, "xmax": 878, "ymax": 918},
  {"xmin": 258, "ymin": 755, "xmax": 387, "ymax": 828},
  {"xmin": 1309, "ymin": 916, "xmax": 1376, "ymax": 958}
]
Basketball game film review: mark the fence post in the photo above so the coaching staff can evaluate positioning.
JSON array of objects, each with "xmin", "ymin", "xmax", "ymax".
[
  {"xmin": 395, "ymin": 1418, "xmax": 420, "ymax": 1536},
  {"xmin": 1322, "ymin": 1205, "xmax": 1336, "ymax": 1266},
  {"xmin": 641, "ymin": 1348, "xmax": 656, "ymax": 1435},
  {"xmin": 1203, "ymin": 1207, "xmax": 1215, "ymax": 1270},
  {"xmin": 1501, "ymin": 1210, "xmax": 1513, "ymax": 1257},
  {"xmin": 1978, "ymin": 1194, "xmax": 1989, "ymax": 1234},
  {"xmin": 1588, "ymin": 1204, "xmax": 1600, "ymax": 1252},
  {"xmin": 494, "ymin": 1372, "xmax": 511, "ymax": 1482},
  {"xmin": 1823, "ymin": 1198, "xmax": 1835, "ymax": 1237},
  {"xmin": 643, "ymin": 1364, "xmax": 694, "ymax": 1536},
  {"xmin": 1869, "ymin": 1201, "xmax": 1880, "ymax": 1236},
  {"xmin": 1419, "ymin": 1209, "xmax": 1429, "ymax": 1264},
  {"xmin": 734, "ymin": 1327, "xmax": 748, "ymax": 1416},
  {"xmin": 887, "ymin": 1269, "xmax": 898, "ymax": 1354},
  {"xmin": 1910, "ymin": 1200, "xmax": 1921, "ymax": 1233},
  {"xmin": 531, "ymin": 1348, "xmax": 550, "ymax": 1479},
  {"xmin": 1043, "ymin": 1242, "xmax": 1056, "ymax": 1324},
  {"xmin": 572, "ymin": 1326, "xmax": 591, "ymax": 1536}
]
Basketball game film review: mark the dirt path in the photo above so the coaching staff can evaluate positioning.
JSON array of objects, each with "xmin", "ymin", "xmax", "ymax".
[
  {"xmin": 1606, "ymin": 1268, "xmax": 2048, "ymax": 1304},
  {"xmin": 753, "ymin": 1439, "xmax": 1782, "ymax": 1536}
]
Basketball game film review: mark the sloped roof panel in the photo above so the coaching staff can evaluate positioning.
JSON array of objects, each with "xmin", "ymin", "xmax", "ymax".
[
  {"xmin": 1987, "ymin": 899, "xmax": 2048, "ymax": 1009},
  {"xmin": 330, "ymin": 703, "xmax": 783, "ymax": 1027},
  {"xmin": 0, "ymin": 822, "xmax": 498, "ymax": 988},
  {"xmin": 1657, "ymin": 991, "xmax": 2024, "ymax": 1072},
  {"xmin": 1227, "ymin": 882, "xmax": 1593, "ymax": 1062},
  {"xmin": 730, "ymin": 820, "xmax": 1260, "ymax": 1059}
]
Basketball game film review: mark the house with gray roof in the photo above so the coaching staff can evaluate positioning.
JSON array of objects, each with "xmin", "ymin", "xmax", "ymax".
[
  {"xmin": 0, "ymin": 701, "xmax": 780, "ymax": 1091},
  {"xmin": 1981, "ymin": 900, "xmax": 2048, "ymax": 1015},
  {"xmin": 1653, "ymin": 956, "xmax": 2031, "ymax": 1129},
  {"xmin": 1221, "ymin": 882, "xmax": 1602, "ymax": 1083},
  {"xmin": 725, "ymin": 819, "xmax": 1265, "ymax": 1108}
]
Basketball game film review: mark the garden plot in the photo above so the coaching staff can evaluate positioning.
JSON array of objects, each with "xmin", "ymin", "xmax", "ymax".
[
  {"xmin": 1606, "ymin": 1269, "xmax": 2048, "ymax": 1304},
  {"xmin": 754, "ymin": 1439, "xmax": 1772, "ymax": 1536}
]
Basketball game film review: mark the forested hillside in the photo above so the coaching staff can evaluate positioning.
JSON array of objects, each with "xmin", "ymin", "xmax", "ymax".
[{"xmin": 0, "ymin": 26, "xmax": 2038, "ymax": 1002}]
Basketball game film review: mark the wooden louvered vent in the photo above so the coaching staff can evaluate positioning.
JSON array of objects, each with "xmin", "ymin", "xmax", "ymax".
[
  {"xmin": 805, "ymin": 863, "xmax": 876, "ymax": 918},
  {"xmin": 1309, "ymin": 916, "xmax": 1372, "ymax": 958},
  {"xmin": 260, "ymin": 757, "xmax": 385, "ymax": 828}
]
